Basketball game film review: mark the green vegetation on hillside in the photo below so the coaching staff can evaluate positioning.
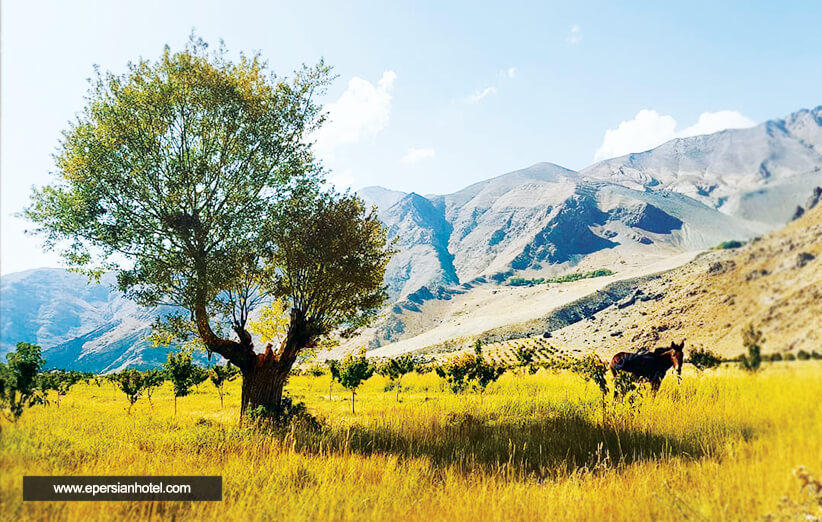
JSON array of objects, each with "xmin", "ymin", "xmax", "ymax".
[{"xmin": 508, "ymin": 269, "xmax": 615, "ymax": 287}]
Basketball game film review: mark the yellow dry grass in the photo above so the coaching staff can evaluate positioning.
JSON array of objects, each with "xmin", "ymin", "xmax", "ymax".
[{"xmin": 2, "ymin": 362, "xmax": 821, "ymax": 521}]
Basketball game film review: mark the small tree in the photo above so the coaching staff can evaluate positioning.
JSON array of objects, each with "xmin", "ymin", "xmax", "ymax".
[
  {"xmin": 209, "ymin": 363, "xmax": 241, "ymax": 408},
  {"xmin": 435, "ymin": 348, "xmax": 505, "ymax": 397},
  {"xmin": 567, "ymin": 354, "xmax": 610, "ymax": 415},
  {"xmin": 377, "ymin": 355, "xmax": 416, "ymax": 402},
  {"xmin": 741, "ymin": 323, "xmax": 764, "ymax": 372},
  {"xmin": 190, "ymin": 366, "xmax": 209, "ymax": 392},
  {"xmin": 513, "ymin": 345, "xmax": 538, "ymax": 376},
  {"xmin": 336, "ymin": 349, "xmax": 374, "ymax": 414},
  {"xmin": 142, "ymin": 369, "xmax": 166, "ymax": 407},
  {"xmin": 0, "ymin": 342, "xmax": 47, "ymax": 421},
  {"xmin": 164, "ymin": 352, "xmax": 194, "ymax": 415},
  {"xmin": 50, "ymin": 370, "xmax": 84, "ymax": 407},
  {"xmin": 688, "ymin": 347, "xmax": 722, "ymax": 372},
  {"xmin": 326, "ymin": 359, "xmax": 340, "ymax": 401},
  {"xmin": 111, "ymin": 369, "xmax": 146, "ymax": 414}
]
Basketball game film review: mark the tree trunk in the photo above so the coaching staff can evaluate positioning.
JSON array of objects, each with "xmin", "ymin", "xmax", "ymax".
[
  {"xmin": 351, "ymin": 390, "xmax": 356, "ymax": 414},
  {"xmin": 240, "ymin": 360, "xmax": 290, "ymax": 419}
]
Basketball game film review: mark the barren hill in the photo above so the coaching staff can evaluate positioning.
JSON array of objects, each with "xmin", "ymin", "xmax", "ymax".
[{"xmin": 548, "ymin": 199, "xmax": 822, "ymax": 357}]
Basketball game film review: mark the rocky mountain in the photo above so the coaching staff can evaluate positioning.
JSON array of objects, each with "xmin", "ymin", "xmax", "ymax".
[
  {"xmin": 581, "ymin": 106, "xmax": 822, "ymax": 223},
  {"xmin": 0, "ymin": 269, "xmax": 198, "ymax": 371},
  {"xmin": 361, "ymin": 106, "xmax": 822, "ymax": 301}
]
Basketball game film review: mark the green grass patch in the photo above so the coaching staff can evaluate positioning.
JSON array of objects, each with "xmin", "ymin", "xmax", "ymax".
[{"xmin": 508, "ymin": 269, "xmax": 615, "ymax": 287}]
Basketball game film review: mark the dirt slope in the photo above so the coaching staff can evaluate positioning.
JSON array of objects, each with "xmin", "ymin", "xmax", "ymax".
[{"xmin": 550, "ymin": 204, "xmax": 822, "ymax": 357}]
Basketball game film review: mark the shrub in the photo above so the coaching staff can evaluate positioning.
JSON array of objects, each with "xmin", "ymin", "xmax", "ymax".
[
  {"xmin": 304, "ymin": 363, "xmax": 326, "ymax": 378},
  {"xmin": 208, "ymin": 364, "xmax": 240, "ymax": 408},
  {"xmin": 713, "ymin": 240, "xmax": 746, "ymax": 250},
  {"xmin": 38, "ymin": 370, "xmax": 84, "ymax": 407},
  {"xmin": 335, "ymin": 348, "xmax": 375, "ymax": 414},
  {"xmin": 163, "ymin": 351, "xmax": 195, "ymax": 415},
  {"xmin": 376, "ymin": 355, "xmax": 417, "ymax": 402},
  {"xmin": 797, "ymin": 350, "xmax": 811, "ymax": 361},
  {"xmin": 688, "ymin": 347, "xmax": 722, "ymax": 372},
  {"xmin": 513, "ymin": 345, "xmax": 538, "ymax": 375},
  {"xmin": 507, "ymin": 269, "xmax": 615, "ymax": 287},
  {"xmin": 741, "ymin": 323, "xmax": 764, "ymax": 372},
  {"xmin": 0, "ymin": 342, "xmax": 47, "ymax": 421},
  {"xmin": 189, "ymin": 365, "xmax": 209, "ymax": 391},
  {"xmin": 110, "ymin": 369, "xmax": 146, "ymax": 414},
  {"xmin": 567, "ymin": 354, "xmax": 609, "ymax": 396},
  {"xmin": 435, "ymin": 343, "xmax": 505, "ymax": 396}
]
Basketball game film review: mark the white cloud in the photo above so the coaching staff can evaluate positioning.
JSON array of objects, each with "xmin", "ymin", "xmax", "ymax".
[
  {"xmin": 505, "ymin": 67, "xmax": 516, "ymax": 78},
  {"xmin": 468, "ymin": 86, "xmax": 497, "ymax": 104},
  {"xmin": 594, "ymin": 109, "xmax": 757, "ymax": 161},
  {"xmin": 313, "ymin": 71, "xmax": 397, "ymax": 154},
  {"xmin": 401, "ymin": 147, "xmax": 436, "ymax": 164},
  {"xmin": 566, "ymin": 25, "xmax": 583, "ymax": 44},
  {"xmin": 680, "ymin": 110, "xmax": 757, "ymax": 137}
]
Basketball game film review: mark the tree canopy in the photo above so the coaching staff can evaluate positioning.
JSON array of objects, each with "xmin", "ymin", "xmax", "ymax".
[{"xmin": 25, "ymin": 36, "xmax": 395, "ymax": 418}]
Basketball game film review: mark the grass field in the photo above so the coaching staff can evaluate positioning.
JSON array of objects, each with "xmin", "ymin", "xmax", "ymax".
[{"xmin": 2, "ymin": 362, "xmax": 821, "ymax": 521}]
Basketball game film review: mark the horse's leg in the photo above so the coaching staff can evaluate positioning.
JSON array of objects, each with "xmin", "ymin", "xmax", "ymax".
[{"xmin": 650, "ymin": 378, "xmax": 660, "ymax": 396}]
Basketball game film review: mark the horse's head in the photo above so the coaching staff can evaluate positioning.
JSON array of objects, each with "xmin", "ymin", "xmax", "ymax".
[{"xmin": 670, "ymin": 340, "xmax": 685, "ymax": 381}]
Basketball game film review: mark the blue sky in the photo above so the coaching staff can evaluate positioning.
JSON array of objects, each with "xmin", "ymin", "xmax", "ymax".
[{"xmin": 2, "ymin": 0, "xmax": 821, "ymax": 274}]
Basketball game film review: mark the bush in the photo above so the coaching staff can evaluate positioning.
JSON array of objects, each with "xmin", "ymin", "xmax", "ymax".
[
  {"xmin": 435, "ymin": 344, "xmax": 505, "ymax": 395},
  {"xmin": 333, "ymin": 348, "xmax": 375, "ymax": 414},
  {"xmin": 713, "ymin": 240, "xmax": 746, "ymax": 250},
  {"xmin": 376, "ymin": 355, "xmax": 417, "ymax": 402},
  {"xmin": 110, "ymin": 369, "xmax": 146, "ymax": 414},
  {"xmin": 688, "ymin": 347, "xmax": 722, "ymax": 372},
  {"xmin": 0, "ymin": 342, "xmax": 47, "ymax": 421},
  {"xmin": 513, "ymin": 345, "xmax": 538, "ymax": 375},
  {"xmin": 740, "ymin": 323, "xmax": 764, "ymax": 372},
  {"xmin": 507, "ymin": 269, "xmax": 614, "ymax": 287},
  {"xmin": 797, "ymin": 350, "xmax": 811, "ymax": 361},
  {"xmin": 208, "ymin": 364, "xmax": 240, "ymax": 408},
  {"xmin": 163, "ymin": 351, "xmax": 195, "ymax": 414}
]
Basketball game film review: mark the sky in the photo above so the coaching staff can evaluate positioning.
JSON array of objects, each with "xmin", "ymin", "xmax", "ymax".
[{"xmin": 2, "ymin": 0, "xmax": 821, "ymax": 275}]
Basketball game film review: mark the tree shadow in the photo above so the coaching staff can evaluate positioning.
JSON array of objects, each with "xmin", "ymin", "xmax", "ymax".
[{"xmin": 281, "ymin": 408, "xmax": 751, "ymax": 478}]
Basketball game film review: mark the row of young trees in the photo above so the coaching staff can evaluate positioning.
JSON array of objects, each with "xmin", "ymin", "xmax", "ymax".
[
  {"xmin": 0, "ymin": 342, "xmax": 245, "ymax": 421},
  {"xmin": 5, "ymin": 322, "xmax": 814, "ymax": 422}
]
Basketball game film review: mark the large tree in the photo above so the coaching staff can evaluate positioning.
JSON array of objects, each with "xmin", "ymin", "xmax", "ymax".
[{"xmin": 25, "ymin": 37, "xmax": 393, "ymax": 419}]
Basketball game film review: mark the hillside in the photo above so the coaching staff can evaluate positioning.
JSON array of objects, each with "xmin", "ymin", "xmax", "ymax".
[
  {"xmin": 538, "ymin": 197, "xmax": 822, "ymax": 357},
  {"xmin": 0, "ymin": 270, "xmax": 198, "ymax": 371}
]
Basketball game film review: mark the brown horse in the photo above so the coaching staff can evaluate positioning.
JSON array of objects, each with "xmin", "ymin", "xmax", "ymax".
[{"xmin": 610, "ymin": 340, "xmax": 685, "ymax": 393}]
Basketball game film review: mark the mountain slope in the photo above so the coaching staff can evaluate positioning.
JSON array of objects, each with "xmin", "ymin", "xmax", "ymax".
[
  {"xmin": 581, "ymin": 106, "xmax": 822, "ymax": 221},
  {"xmin": 0, "ymin": 269, "xmax": 193, "ymax": 371},
  {"xmin": 548, "ymin": 197, "xmax": 822, "ymax": 357}
]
